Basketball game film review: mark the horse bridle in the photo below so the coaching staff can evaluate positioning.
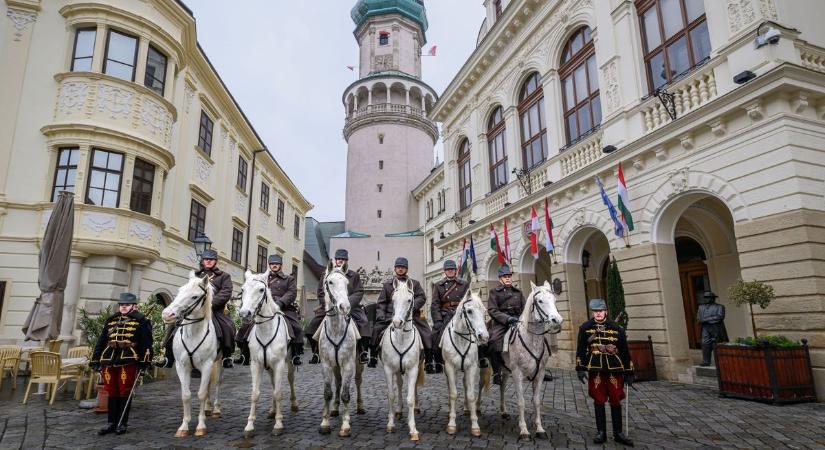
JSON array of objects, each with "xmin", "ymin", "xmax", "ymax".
[
  {"xmin": 322, "ymin": 271, "xmax": 353, "ymax": 368},
  {"xmin": 247, "ymin": 278, "xmax": 285, "ymax": 371},
  {"xmin": 175, "ymin": 282, "xmax": 212, "ymax": 369},
  {"xmin": 511, "ymin": 291, "xmax": 557, "ymax": 381},
  {"xmin": 447, "ymin": 299, "xmax": 482, "ymax": 372},
  {"xmin": 389, "ymin": 293, "xmax": 416, "ymax": 375}
]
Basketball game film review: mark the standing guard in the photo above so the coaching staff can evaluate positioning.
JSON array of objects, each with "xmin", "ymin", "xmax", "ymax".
[
  {"xmin": 697, "ymin": 290, "xmax": 728, "ymax": 366},
  {"xmin": 487, "ymin": 264, "xmax": 524, "ymax": 385},
  {"xmin": 371, "ymin": 257, "xmax": 435, "ymax": 372},
  {"xmin": 431, "ymin": 259, "xmax": 480, "ymax": 373},
  {"xmin": 90, "ymin": 293, "xmax": 153, "ymax": 436},
  {"xmin": 575, "ymin": 298, "xmax": 634, "ymax": 446},
  {"xmin": 304, "ymin": 249, "xmax": 370, "ymax": 365}
]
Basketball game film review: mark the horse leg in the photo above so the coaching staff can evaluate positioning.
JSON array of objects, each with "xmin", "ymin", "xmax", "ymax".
[
  {"xmin": 533, "ymin": 378, "xmax": 548, "ymax": 439},
  {"xmin": 467, "ymin": 367, "xmax": 481, "ymax": 437},
  {"xmin": 331, "ymin": 368, "xmax": 341, "ymax": 417},
  {"xmin": 395, "ymin": 371, "xmax": 404, "ymax": 419},
  {"xmin": 268, "ymin": 367, "xmax": 276, "ymax": 418},
  {"xmin": 444, "ymin": 362, "xmax": 458, "ymax": 435},
  {"xmin": 514, "ymin": 373, "xmax": 530, "ymax": 441},
  {"xmin": 244, "ymin": 360, "xmax": 262, "ymax": 438},
  {"xmin": 384, "ymin": 362, "xmax": 396, "ymax": 433},
  {"xmin": 212, "ymin": 364, "xmax": 223, "ymax": 418},
  {"xmin": 319, "ymin": 364, "xmax": 332, "ymax": 435},
  {"xmin": 175, "ymin": 363, "xmax": 192, "ymax": 437},
  {"xmin": 500, "ymin": 372, "xmax": 510, "ymax": 419},
  {"xmin": 406, "ymin": 365, "xmax": 419, "ymax": 441},
  {"xmin": 288, "ymin": 361, "xmax": 298, "ymax": 412},
  {"xmin": 462, "ymin": 372, "xmax": 470, "ymax": 416},
  {"xmin": 338, "ymin": 359, "xmax": 353, "ymax": 438},
  {"xmin": 271, "ymin": 359, "xmax": 285, "ymax": 436},
  {"xmin": 194, "ymin": 360, "xmax": 214, "ymax": 436},
  {"xmin": 355, "ymin": 361, "xmax": 365, "ymax": 414}
]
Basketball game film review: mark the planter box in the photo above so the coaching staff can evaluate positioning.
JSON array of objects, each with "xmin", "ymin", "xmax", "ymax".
[
  {"xmin": 628, "ymin": 336, "xmax": 657, "ymax": 381},
  {"xmin": 715, "ymin": 339, "xmax": 817, "ymax": 404}
]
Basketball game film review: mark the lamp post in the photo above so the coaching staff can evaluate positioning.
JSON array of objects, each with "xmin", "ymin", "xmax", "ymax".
[
  {"xmin": 512, "ymin": 167, "xmax": 533, "ymax": 196},
  {"xmin": 193, "ymin": 232, "xmax": 212, "ymax": 260}
]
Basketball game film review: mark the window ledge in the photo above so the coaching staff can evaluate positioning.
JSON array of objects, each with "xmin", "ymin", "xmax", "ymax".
[
  {"xmin": 235, "ymin": 185, "xmax": 248, "ymax": 197},
  {"xmin": 259, "ymin": 207, "xmax": 271, "ymax": 217},
  {"xmin": 194, "ymin": 145, "xmax": 214, "ymax": 163}
]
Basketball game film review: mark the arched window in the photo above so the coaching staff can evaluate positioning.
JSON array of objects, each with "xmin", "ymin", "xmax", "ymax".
[
  {"xmin": 518, "ymin": 72, "xmax": 547, "ymax": 169},
  {"xmin": 638, "ymin": 0, "xmax": 711, "ymax": 92},
  {"xmin": 457, "ymin": 139, "xmax": 472, "ymax": 210},
  {"xmin": 487, "ymin": 107, "xmax": 508, "ymax": 192},
  {"xmin": 560, "ymin": 26, "xmax": 601, "ymax": 144}
]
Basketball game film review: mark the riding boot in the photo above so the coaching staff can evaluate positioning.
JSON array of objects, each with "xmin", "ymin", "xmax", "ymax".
[
  {"xmin": 116, "ymin": 397, "xmax": 131, "ymax": 435},
  {"xmin": 357, "ymin": 337, "xmax": 370, "ymax": 365},
  {"xmin": 611, "ymin": 405, "xmax": 633, "ymax": 446},
  {"xmin": 478, "ymin": 345, "xmax": 489, "ymax": 369},
  {"xmin": 234, "ymin": 342, "xmax": 249, "ymax": 365},
  {"xmin": 593, "ymin": 403, "xmax": 607, "ymax": 444},
  {"xmin": 368, "ymin": 344, "xmax": 379, "ymax": 368},
  {"xmin": 424, "ymin": 349, "xmax": 437, "ymax": 374},
  {"xmin": 490, "ymin": 351, "xmax": 503, "ymax": 385},
  {"xmin": 291, "ymin": 343, "xmax": 303, "ymax": 366},
  {"xmin": 434, "ymin": 348, "xmax": 444, "ymax": 373},
  {"xmin": 98, "ymin": 397, "xmax": 118, "ymax": 435},
  {"xmin": 308, "ymin": 337, "xmax": 320, "ymax": 364},
  {"xmin": 700, "ymin": 343, "xmax": 713, "ymax": 367},
  {"xmin": 544, "ymin": 371, "xmax": 554, "ymax": 382},
  {"xmin": 222, "ymin": 346, "xmax": 234, "ymax": 369}
]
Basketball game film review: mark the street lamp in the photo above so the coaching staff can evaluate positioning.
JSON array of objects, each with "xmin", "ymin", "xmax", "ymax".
[
  {"xmin": 512, "ymin": 167, "xmax": 533, "ymax": 196},
  {"xmin": 193, "ymin": 233, "xmax": 212, "ymax": 259}
]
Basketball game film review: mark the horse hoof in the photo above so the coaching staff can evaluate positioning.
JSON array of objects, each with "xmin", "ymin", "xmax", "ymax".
[
  {"xmin": 501, "ymin": 413, "xmax": 511, "ymax": 420},
  {"xmin": 211, "ymin": 412, "xmax": 221, "ymax": 419},
  {"xmin": 518, "ymin": 433, "xmax": 532, "ymax": 441},
  {"xmin": 243, "ymin": 430, "xmax": 254, "ymax": 439},
  {"xmin": 535, "ymin": 431, "xmax": 549, "ymax": 440},
  {"xmin": 330, "ymin": 410, "xmax": 339, "ymax": 417},
  {"xmin": 272, "ymin": 428, "xmax": 283, "ymax": 436},
  {"xmin": 174, "ymin": 430, "xmax": 189, "ymax": 438},
  {"xmin": 387, "ymin": 426, "xmax": 395, "ymax": 433},
  {"xmin": 291, "ymin": 405, "xmax": 299, "ymax": 413},
  {"xmin": 195, "ymin": 428, "xmax": 207, "ymax": 437},
  {"xmin": 446, "ymin": 426, "xmax": 457, "ymax": 435},
  {"xmin": 471, "ymin": 428, "xmax": 481, "ymax": 437},
  {"xmin": 339, "ymin": 428, "xmax": 351, "ymax": 438},
  {"xmin": 319, "ymin": 426, "xmax": 331, "ymax": 435},
  {"xmin": 267, "ymin": 411, "xmax": 276, "ymax": 419},
  {"xmin": 357, "ymin": 407, "xmax": 366, "ymax": 415},
  {"xmin": 204, "ymin": 410, "xmax": 212, "ymax": 416},
  {"xmin": 394, "ymin": 412, "xmax": 403, "ymax": 419},
  {"xmin": 410, "ymin": 433, "xmax": 419, "ymax": 441}
]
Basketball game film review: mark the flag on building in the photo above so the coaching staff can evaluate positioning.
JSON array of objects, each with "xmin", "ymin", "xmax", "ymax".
[
  {"xmin": 469, "ymin": 236, "xmax": 478, "ymax": 275},
  {"xmin": 346, "ymin": 65, "xmax": 355, "ymax": 71},
  {"xmin": 530, "ymin": 206, "xmax": 540, "ymax": 259},
  {"xmin": 544, "ymin": 198, "xmax": 555, "ymax": 254},
  {"xmin": 596, "ymin": 176, "xmax": 625, "ymax": 238},
  {"xmin": 428, "ymin": 45, "xmax": 437, "ymax": 56},
  {"xmin": 490, "ymin": 224, "xmax": 505, "ymax": 264},
  {"xmin": 458, "ymin": 239, "xmax": 468, "ymax": 278},
  {"xmin": 617, "ymin": 163, "xmax": 635, "ymax": 233},
  {"xmin": 503, "ymin": 218, "xmax": 512, "ymax": 264}
]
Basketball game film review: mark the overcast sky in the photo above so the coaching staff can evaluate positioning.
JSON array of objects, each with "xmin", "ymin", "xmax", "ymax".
[{"xmin": 188, "ymin": 1, "xmax": 486, "ymax": 222}]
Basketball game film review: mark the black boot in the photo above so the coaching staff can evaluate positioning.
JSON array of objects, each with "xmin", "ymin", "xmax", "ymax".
[
  {"xmin": 98, "ymin": 397, "xmax": 118, "ymax": 435},
  {"xmin": 611, "ymin": 405, "xmax": 634, "ymax": 446},
  {"xmin": 291, "ymin": 343, "xmax": 303, "ymax": 366},
  {"xmin": 593, "ymin": 403, "xmax": 607, "ymax": 443},
  {"xmin": 234, "ymin": 342, "xmax": 249, "ymax": 365},
  {"xmin": 490, "ymin": 351, "xmax": 503, "ymax": 385},
  {"xmin": 116, "ymin": 397, "xmax": 131, "ymax": 435},
  {"xmin": 433, "ymin": 348, "xmax": 444, "ymax": 373},
  {"xmin": 368, "ymin": 345, "xmax": 379, "ymax": 368},
  {"xmin": 543, "ymin": 371, "xmax": 554, "ymax": 382},
  {"xmin": 358, "ymin": 337, "xmax": 370, "ymax": 365},
  {"xmin": 700, "ymin": 344, "xmax": 712, "ymax": 366},
  {"xmin": 478, "ymin": 345, "xmax": 489, "ymax": 368},
  {"xmin": 424, "ymin": 349, "xmax": 437, "ymax": 374},
  {"xmin": 222, "ymin": 348, "xmax": 234, "ymax": 368},
  {"xmin": 308, "ymin": 337, "xmax": 320, "ymax": 364}
]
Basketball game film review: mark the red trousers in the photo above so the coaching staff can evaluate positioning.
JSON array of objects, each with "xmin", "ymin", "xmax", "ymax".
[
  {"xmin": 588, "ymin": 372, "xmax": 625, "ymax": 406},
  {"xmin": 102, "ymin": 365, "xmax": 138, "ymax": 397}
]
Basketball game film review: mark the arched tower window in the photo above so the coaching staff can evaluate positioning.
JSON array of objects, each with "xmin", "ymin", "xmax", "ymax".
[
  {"xmin": 560, "ymin": 26, "xmax": 601, "ymax": 144},
  {"xmin": 487, "ymin": 106, "xmax": 508, "ymax": 192},
  {"xmin": 458, "ymin": 139, "xmax": 472, "ymax": 210},
  {"xmin": 518, "ymin": 72, "xmax": 547, "ymax": 168}
]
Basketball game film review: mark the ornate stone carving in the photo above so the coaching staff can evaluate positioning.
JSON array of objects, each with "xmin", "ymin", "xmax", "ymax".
[
  {"xmin": 710, "ymin": 119, "xmax": 727, "ymax": 137},
  {"xmin": 184, "ymin": 84, "xmax": 195, "ymax": 114},
  {"xmin": 97, "ymin": 85, "xmax": 133, "ymax": 119},
  {"xmin": 359, "ymin": 266, "xmax": 392, "ymax": 289},
  {"xmin": 573, "ymin": 208, "xmax": 586, "ymax": 226},
  {"xmin": 601, "ymin": 60, "xmax": 621, "ymax": 114},
  {"xmin": 758, "ymin": 0, "xmax": 778, "ymax": 20},
  {"xmin": 667, "ymin": 168, "xmax": 690, "ymax": 194},
  {"xmin": 6, "ymin": 9, "xmax": 37, "ymax": 42},
  {"xmin": 129, "ymin": 220, "xmax": 154, "ymax": 242},
  {"xmin": 141, "ymin": 98, "xmax": 173, "ymax": 147},
  {"xmin": 374, "ymin": 55, "xmax": 394, "ymax": 72},
  {"xmin": 82, "ymin": 212, "xmax": 117, "ymax": 235},
  {"xmin": 194, "ymin": 156, "xmax": 211, "ymax": 184},
  {"xmin": 680, "ymin": 134, "xmax": 694, "ymax": 151},
  {"xmin": 57, "ymin": 82, "xmax": 89, "ymax": 116},
  {"xmin": 727, "ymin": 0, "xmax": 757, "ymax": 35}
]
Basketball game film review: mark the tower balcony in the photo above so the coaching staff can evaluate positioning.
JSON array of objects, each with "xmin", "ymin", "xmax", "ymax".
[{"xmin": 344, "ymin": 103, "xmax": 438, "ymax": 141}]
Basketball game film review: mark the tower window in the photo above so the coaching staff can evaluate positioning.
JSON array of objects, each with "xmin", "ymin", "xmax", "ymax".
[
  {"xmin": 377, "ymin": 210, "xmax": 382, "ymax": 218},
  {"xmin": 378, "ymin": 133, "xmax": 385, "ymax": 144},
  {"xmin": 379, "ymin": 32, "xmax": 390, "ymax": 46},
  {"xmin": 379, "ymin": 160, "xmax": 384, "ymax": 169},
  {"xmin": 377, "ymin": 184, "xmax": 383, "ymax": 192}
]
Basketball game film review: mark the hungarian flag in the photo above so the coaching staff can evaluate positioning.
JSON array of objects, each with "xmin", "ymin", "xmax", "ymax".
[
  {"xmin": 530, "ymin": 207, "xmax": 540, "ymax": 259},
  {"xmin": 596, "ymin": 176, "xmax": 625, "ymax": 238},
  {"xmin": 468, "ymin": 237, "xmax": 478, "ymax": 276},
  {"xmin": 544, "ymin": 198, "xmax": 555, "ymax": 254},
  {"xmin": 617, "ymin": 163, "xmax": 635, "ymax": 232},
  {"xmin": 490, "ymin": 224, "xmax": 505, "ymax": 264},
  {"xmin": 503, "ymin": 219, "xmax": 511, "ymax": 264},
  {"xmin": 458, "ymin": 239, "xmax": 469, "ymax": 279},
  {"xmin": 428, "ymin": 45, "xmax": 437, "ymax": 56},
  {"xmin": 346, "ymin": 65, "xmax": 355, "ymax": 71}
]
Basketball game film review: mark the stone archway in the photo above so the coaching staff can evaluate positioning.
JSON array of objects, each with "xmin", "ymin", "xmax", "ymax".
[{"xmin": 562, "ymin": 226, "xmax": 612, "ymax": 329}]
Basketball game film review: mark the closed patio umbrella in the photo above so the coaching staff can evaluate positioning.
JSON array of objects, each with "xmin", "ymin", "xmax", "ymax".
[{"xmin": 22, "ymin": 191, "xmax": 74, "ymax": 341}]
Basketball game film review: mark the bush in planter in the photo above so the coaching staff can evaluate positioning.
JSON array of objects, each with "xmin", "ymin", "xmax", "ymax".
[
  {"xmin": 728, "ymin": 279, "xmax": 774, "ymax": 338},
  {"xmin": 734, "ymin": 335, "xmax": 801, "ymax": 348}
]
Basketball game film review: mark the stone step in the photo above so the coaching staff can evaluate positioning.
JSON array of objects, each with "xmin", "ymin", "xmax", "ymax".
[{"xmin": 677, "ymin": 365, "xmax": 719, "ymax": 388}]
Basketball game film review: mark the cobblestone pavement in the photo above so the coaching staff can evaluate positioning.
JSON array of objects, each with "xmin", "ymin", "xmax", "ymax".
[{"xmin": 0, "ymin": 363, "xmax": 823, "ymax": 450}]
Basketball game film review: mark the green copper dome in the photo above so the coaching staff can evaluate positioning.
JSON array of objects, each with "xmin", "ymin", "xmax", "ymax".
[{"xmin": 351, "ymin": 0, "xmax": 428, "ymax": 34}]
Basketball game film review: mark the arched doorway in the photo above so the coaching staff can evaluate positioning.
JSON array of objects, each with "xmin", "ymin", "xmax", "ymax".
[{"xmin": 676, "ymin": 236, "xmax": 708, "ymax": 349}]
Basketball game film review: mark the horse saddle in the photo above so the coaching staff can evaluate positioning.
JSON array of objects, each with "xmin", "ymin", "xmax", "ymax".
[{"xmin": 313, "ymin": 321, "xmax": 361, "ymax": 343}]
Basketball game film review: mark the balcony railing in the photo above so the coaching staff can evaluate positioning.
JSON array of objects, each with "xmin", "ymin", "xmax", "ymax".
[
  {"xmin": 485, "ymin": 188, "xmax": 508, "ymax": 215},
  {"xmin": 640, "ymin": 64, "xmax": 718, "ymax": 133},
  {"xmin": 344, "ymin": 102, "xmax": 437, "ymax": 140},
  {"xmin": 559, "ymin": 131, "xmax": 603, "ymax": 177},
  {"xmin": 347, "ymin": 103, "xmax": 427, "ymax": 120}
]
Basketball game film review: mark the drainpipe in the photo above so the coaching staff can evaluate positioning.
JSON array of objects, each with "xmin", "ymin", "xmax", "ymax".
[{"xmin": 245, "ymin": 148, "xmax": 267, "ymax": 270}]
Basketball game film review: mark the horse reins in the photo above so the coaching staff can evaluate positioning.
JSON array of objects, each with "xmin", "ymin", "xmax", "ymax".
[
  {"xmin": 177, "ymin": 283, "xmax": 212, "ymax": 369},
  {"xmin": 389, "ymin": 300, "xmax": 416, "ymax": 375},
  {"xmin": 322, "ymin": 271, "xmax": 353, "ymax": 368},
  {"xmin": 510, "ymin": 294, "xmax": 556, "ymax": 381},
  {"xmin": 447, "ymin": 300, "xmax": 481, "ymax": 372},
  {"xmin": 249, "ymin": 278, "xmax": 285, "ymax": 371}
]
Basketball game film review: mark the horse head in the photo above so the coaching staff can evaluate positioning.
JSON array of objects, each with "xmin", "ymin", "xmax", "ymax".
[
  {"xmin": 239, "ymin": 270, "xmax": 276, "ymax": 324},
  {"xmin": 528, "ymin": 280, "xmax": 564, "ymax": 333},
  {"xmin": 162, "ymin": 271, "xmax": 212, "ymax": 324},
  {"xmin": 323, "ymin": 259, "xmax": 350, "ymax": 316},
  {"xmin": 459, "ymin": 290, "xmax": 489, "ymax": 344},
  {"xmin": 391, "ymin": 278, "xmax": 414, "ymax": 329}
]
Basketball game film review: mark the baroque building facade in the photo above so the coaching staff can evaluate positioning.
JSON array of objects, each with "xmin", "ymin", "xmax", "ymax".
[
  {"xmin": 417, "ymin": 0, "xmax": 825, "ymax": 399},
  {"xmin": 0, "ymin": 0, "xmax": 311, "ymax": 344}
]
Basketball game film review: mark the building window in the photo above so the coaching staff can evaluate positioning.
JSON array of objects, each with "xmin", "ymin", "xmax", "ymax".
[
  {"xmin": 71, "ymin": 28, "xmax": 96, "ymax": 72},
  {"xmin": 458, "ymin": 139, "xmax": 472, "ymax": 210},
  {"xmin": 426, "ymin": 202, "xmax": 431, "ymax": 222},
  {"xmin": 378, "ymin": 209, "xmax": 383, "ymax": 219},
  {"xmin": 198, "ymin": 111, "xmax": 214, "ymax": 155},
  {"xmin": 51, "ymin": 148, "xmax": 79, "ymax": 202},
  {"xmin": 144, "ymin": 45, "xmax": 167, "ymax": 96},
  {"xmin": 377, "ymin": 184, "xmax": 383, "ymax": 193},
  {"xmin": 377, "ymin": 250, "xmax": 380, "ymax": 261},
  {"xmin": 85, "ymin": 149, "xmax": 124, "ymax": 208},
  {"xmin": 379, "ymin": 160, "xmax": 384, "ymax": 169},
  {"xmin": 494, "ymin": 0, "xmax": 503, "ymax": 19},
  {"xmin": 638, "ymin": 0, "xmax": 711, "ymax": 92},
  {"xmin": 276, "ymin": 199, "xmax": 285, "ymax": 225},
  {"xmin": 560, "ymin": 27, "xmax": 601, "ymax": 144},
  {"xmin": 293, "ymin": 215, "xmax": 301, "ymax": 239},
  {"xmin": 237, "ymin": 157, "xmax": 248, "ymax": 192},
  {"xmin": 260, "ymin": 182, "xmax": 270, "ymax": 212},
  {"xmin": 231, "ymin": 228, "xmax": 243, "ymax": 263},
  {"xmin": 130, "ymin": 158, "xmax": 155, "ymax": 215},
  {"xmin": 487, "ymin": 106, "xmax": 508, "ymax": 192},
  {"xmin": 429, "ymin": 238, "xmax": 435, "ymax": 263},
  {"xmin": 257, "ymin": 245, "xmax": 268, "ymax": 273},
  {"xmin": 379, "ymin": 32, "xmax": 390, "ymax": 46},
  {"xmin": 518, "ymin": 72, "xmax": 548, "ymax": 167},
  {"xmin": 188, "ymin": 199, "xmax": 206, "ymax": 242},
  {"xmin": 103, "ymin": 29, "xmax": 138, "ymax": 82}
]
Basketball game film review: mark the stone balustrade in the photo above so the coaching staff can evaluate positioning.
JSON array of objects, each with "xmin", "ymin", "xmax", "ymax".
[
  {"xmin": 641, "ymin": 66, "xmax": 718, "ymax": 133},
  {"xmin": 559, "ymin": 132, "xmax": 603, "ymax": 177}
]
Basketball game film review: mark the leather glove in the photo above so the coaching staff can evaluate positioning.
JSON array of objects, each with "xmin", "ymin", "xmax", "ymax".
[
  {"xmin": 507, "ymin": 316, "xmax": 519, "ymax": 327},
  {"xmin": 625, "ymin": 372, "xmax": 635, "ymax": 386},
  {"xmin": 577, "ymin": 370, "xmax": 588, "ymax": 384}
]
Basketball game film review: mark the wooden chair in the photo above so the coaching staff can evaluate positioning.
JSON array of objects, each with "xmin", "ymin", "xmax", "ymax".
[
  {"xmin": 63, "ymin": 346, "xmax": 92, "ymax": 400},
  {"xmin": 22, "ymin": 352, "xmax": 75, "ymax": 405},
  {"xmin": 46, "ymin": 339, "xmax": 63, "ymax": 354},
  {"xmin": 0, "ymin": 345, "xmax": 21, "ymax": 391},
  {"xmin": 19, "ymin": 346, "xmax": 43, "ymax": 377}
]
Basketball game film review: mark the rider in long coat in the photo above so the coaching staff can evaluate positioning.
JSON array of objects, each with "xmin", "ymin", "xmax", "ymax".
[
  {"xmin": 156, "ymin": 249, "xmax": 236, "ymax": 369},
  {"xmin": 370, "ymin": 257, "xmax": 435, "ymax": 373},
  {"xmin": 430, "ymin": 259, "xmax": 471, "ymax": 373},
  {"xmin": 304, "ymin": 249, "xmax": 370, "ymax": 365},
  {"xmin": 236, "ymin": 255, "xmax": 303, "ymax": 366},
  {"xmin": 487, "ymin": 264, "xmax": 524, "ymax": 384}
]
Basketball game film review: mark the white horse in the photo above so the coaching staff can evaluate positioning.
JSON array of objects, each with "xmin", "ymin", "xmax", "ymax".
[
  {"xmin": 161, "ymin": 272, "xmax": 225, "ymax": 437},
  {"xmin": 500, "ymin": 280, "xmax": 563, "ymax": 441},
  {"xmin": 440, "ymin": 290, "xmax": 489, "ymax": 437},
  {"xmin": 380, "ymin": 278, "xmax": 422, "ymax": 441},
  {"xmin": 238, "ymin": 270, "xmax": 297, "ymax": 438},
  {"xmin": 316, "ymin": 261, "xmax": 360, "ymax": 437}
]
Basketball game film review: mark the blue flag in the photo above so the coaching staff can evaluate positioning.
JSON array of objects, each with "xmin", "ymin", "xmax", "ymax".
[
  {"xmin": 595, "ymin": 176, "xmax": 625, "ymax": 238},
  {"xmin": 469, "ymin": 236, "xmax": 478, "ymax": 275}
]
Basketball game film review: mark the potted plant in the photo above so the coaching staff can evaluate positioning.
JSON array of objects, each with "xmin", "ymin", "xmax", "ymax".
[
  {"xmin": 715, "ymin": 280, "xmax": 816, "ymax": 404},
  {"xmin": 77, "ymin": 304, "xmax": 113, "ymax": 412},
  {"xmin": 137, "ymin": 296, "xmax": 168, "ymax": 381},
  {"xmin": 607, "ymin": 258, "xmax": 657, "ymax": 381}
]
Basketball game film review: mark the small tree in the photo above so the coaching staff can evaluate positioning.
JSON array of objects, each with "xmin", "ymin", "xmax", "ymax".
[
  {"xmin": 77, "ymin": 304, "xmax": 114, "ymax": 349},
  {"xmin": 606, "ymin": 257, "xmax": 628, "ymax": 329},
  {"xmin": 728, "ymin": 279, "xmax": 775, "ymax": 339}
]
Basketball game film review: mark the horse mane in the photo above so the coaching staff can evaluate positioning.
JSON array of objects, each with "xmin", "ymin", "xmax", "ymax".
[{"xmin": 519, "ymin": 284, "xmax": 537, "ymax": 324}]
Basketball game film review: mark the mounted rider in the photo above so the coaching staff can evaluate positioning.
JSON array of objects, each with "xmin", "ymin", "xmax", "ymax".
[
  {"xmin": 304, "ymin": 249, "xmax": 370, "ymax": 365},
  {"xmin": 370, "ymin": 257, "xmax": 435, "ymax": 373},
  {"xmin": 155, "ymin": 249, "xmax": 236, "ymax": 369},
  {"xmin": 486, "ymin": 264, "xmax": 524, "ymax": 385},
  {"xmin": 236, "ymin": 254, "xmax": 303, "ymax": 366},
  {"xmin": 431, "ymin": 259, "xmax": 483, "ymax": 373},
  {"xmin": 575, "ymin": 298, "xmax": 634, "ymax": 446},
  {"xmin": 90, "ymin": 292, "xmax": 153, "ymax": 436}
]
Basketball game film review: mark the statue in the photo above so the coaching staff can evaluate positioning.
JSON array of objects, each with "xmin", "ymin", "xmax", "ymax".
[{"xmin": 697, "ymin": 291, "xmax": 728, "ymax": 366}]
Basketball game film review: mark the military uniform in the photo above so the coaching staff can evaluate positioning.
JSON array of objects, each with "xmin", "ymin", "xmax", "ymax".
[
  {"xmin": 486, "ymin": 265, "xmax": 524, "ymax": 381},
  {"xmin": 430, "ymin": 260, "xmax": 469, "ymax": 371},
  {"xmin": 90, "ymin": 293, "xmax": 153, "ymax": 436},
  {"xmin": 697, "ymin": 291, "xmax": 728, "ymax": 366},
  {"xmin": 575, "ymin": 299, "xmax": 634, "ymax": 446}
]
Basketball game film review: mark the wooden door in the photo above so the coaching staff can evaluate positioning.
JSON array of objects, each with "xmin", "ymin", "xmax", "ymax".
[{"xmin": 679, "ymin": 261, "xmax": 709, "ymax": 349}]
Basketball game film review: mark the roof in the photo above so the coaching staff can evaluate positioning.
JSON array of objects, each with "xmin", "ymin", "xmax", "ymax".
[
  {"xmin": 351, "ymin": 0, "xmax": 428, "ymax": 42},
  {"xmin": 304, "ymin": 218, "xmax": 346, "ymax": 264},
  {"xmin": 332, "ymin": 230, "xmax": 372, "ymax": 238},
  {"xmin": 385, "ymin": 230, "xmax": 424, "ymax": 237}
]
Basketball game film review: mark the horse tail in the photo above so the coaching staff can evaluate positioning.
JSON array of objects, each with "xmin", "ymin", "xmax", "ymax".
[
  {"xmin": 416, "ymin": 361, "xmax": 426, "ymax": 387},
  {"xmin": 480, "ymin": 366, "xmax": 492, "ymax": 394}
]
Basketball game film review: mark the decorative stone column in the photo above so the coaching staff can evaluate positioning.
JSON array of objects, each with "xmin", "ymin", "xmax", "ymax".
[{"xmin": 129, "ymin": 260, "xmax": 149, "ymax": 300}]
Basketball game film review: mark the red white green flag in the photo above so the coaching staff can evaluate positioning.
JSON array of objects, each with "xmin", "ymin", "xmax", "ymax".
[
  {"xmin": 490, "ymin": 224, "xmax": 505, "ymax": 264},
  {"xmin": 544, "ymin": 198, "xmax": 555, "ymax": 253},
  {"xmin": 503, "ymin": 218, "xmax": 511, "ymax": 264},
  {"xmin": 530, "ymin": 207, "xmax": 540, "ymax": 259},
  {"xmin": 617, "ymin": 163, "xmax": 635, "ymax": 232}
]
